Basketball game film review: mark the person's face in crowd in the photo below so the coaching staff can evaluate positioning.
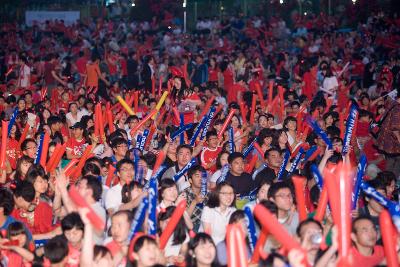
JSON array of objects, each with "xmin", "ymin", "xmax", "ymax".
[
  {"xmin": 207, "ymin": 135, "xmax": 218, "ymax": 149},
  {"xmin": 10, "ymin": 125, "xmax": 17, "ymax": 137},
  {"xmin": 64, "ymin": 226, "xmax": 83, "ymax": 247},
  {"xmin": 278, "ymin": 131, "xmax": 288, "ymax": 144},
  {"xmin": 267, "ymin": 117, "xmax": 274, "ymax": 128},
  {"xmin": 120, "ymin": 112, "xmax": 127, "ymax": 124},
  {"xmin": 33, "ymin": 176, "xmax": 48, "ymax": 195},
  {"xmin": 149, "ymin": 101, "xmax": 156, "ymax": 110},
  {"xmin": 111, "ymin": 213, "xmax": 131, "ymax": 245},
  {"xmin": 214, "ymin": 123, "xmax": 222, "ymax": 132},
  {"xmin": 173, "ymin": 77, "xmax": 182, "ymax": 90},
  {"xmin": 177, "ymin": 147, "xmax": 191, "ymax": 167},
  {"xmin": 44, "ymin": 99, "xmax": 51, "ymax": 109},
  {"xmin": 271, "ymin": 188, "xmax": 293, "ymax": 212},
  {"xmin": 70, "ymin": 103, "xmax": 78, "ymax": 114},
  {"xmin": 25, "ymin": 94, "xmax": 32, "ymax": 104},
  {"xmin": 167, "ymin": 139, "xmax": 179, "ymax": 155},
  {"xmin": 114, "ymin": 142, "xmax": 128, "ymax": 158},
  {"xmin": 259, "ymin": 116, "xmax": 268, "ymax": 129},
  {"xmin": 23, "ymin": 141, "xmax": 37, "ymax": 159},
  {"xmin": 231, "ymin": 116, "xmax": 240, "ymax": 128},
  {"xmin": 128, "ymin": 119, "xmax": 139, "ymax": 130},
  {"xmin": 190, "ymin": 170, "xmax": 202, "ymax": 189},
  {"xmin": 196, "ymin": 56, "xmax": 203, "ymax": 65},
  {"xmin": 386, "ymin": 180, "xmax": 396, "ymax": 198},
  {"xmin": 94, "ymin": 250, "xmax": 113, "ymax": 267},
  {"xmin": 266, "ymin": 150, "xmax": 282, "ymax": 169},
  {"xmin": 129, "ymin": 185, "xmax": 143, "ymax": 202},
  {"xmin": 77, "ymin": 179, "xmax": 92, "ymax": 199},
  {"xmin": 325, "ymin": 115, "xmax": 334, "ymax": 127},
  {"xmin": 10, "ymin": 232, "xmax": 27, "ymax": 248},
  {"xmin": 162, "ymin": 185, "xmax": 178, "ymax": 203},
  {"xmin": 43, "ymin": 109, "xmax": 51, "ymax": 120},
  {"xmin": 257, "ymin": 183, "xmax": 270, "ymax": 201},
  {"xmin": 218, "ymin": 185, "xmax": 235, "ymax": 208},
  {"xmin": 86, "ymin": 118, "xmax": 94, "ymax": 129},
  {"xmin": 193, "ymin": 239, "xmax": 216, "ymax": 266},
  {"xmin": 292, "ymin": 104, "xmax": 300, "ymax": 114},
  {"xmin": 367, "ymin": 188, "xmax": 386, "ymax": 215},
  {"xmin": 351, "ymin": 219, "xmax": 377, "ymax": 250},
  {"xmin": 17, "ymin": 99, "xmax": 26, "ymax": 111},
  {"xmin": 132, "ymin": 240, "xmax": 159, "ymax": 267},
  {"xmin": 14, "ymin": 195, "xmax": 31, "ymax": 211},
  {"xmin": 332, "ymin": 140, "xmax": 343, "ymax": 153},
  {"xmin": 263, "ymin": 135, "xmax": 273, "ymax": 147},
  {"xmin": 361, "ymin": 97, "xmax": 370, "ymax": 106},
  {"xmin": 298, "ymin": 222, "xmax": 322, "ymax": 256},
  {"xmin": 230, "ymin": 157, "xmax": 244, "ymax": 176},
  {"xmin": 73, "ymin": 127, "xmax": 84, "ymax": 139},
  {"xmin": 118, "ymin": 163, "xmax": 134, "ymax": 184},
  {"xmin": 315, "ymin": 136, "xmax": 326, "ymax": 148},
  {"xmin": 48, "ymin": 145, "xmax": 56, "ymax": 158},
  {"xmin": 219, "ymin": 153, "xmax": 229, "ymax": 167},
  {"xmin": 285, "ymin": 120, "xmax": 297, "ymax": 131}
]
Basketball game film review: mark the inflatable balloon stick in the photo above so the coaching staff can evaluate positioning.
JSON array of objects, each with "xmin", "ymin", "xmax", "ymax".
[
  {"xmin": 152, "ymin": 150, "xmax": 166, "ymax": 175},
  {"xmin": 18, "ymin": 124, "xmax": 30, "ymax": 149},
  {"xmin": 152, "ymin": 91, "xmax": 169, "ymax": 119},
  {"xmin": 244, "ymin": 207, "xmax": 258, "ymax": 253},
  {"xmin": 253, "ymin": 142, "xmax": 264, "ymax": 158},
  {"xmin": 46, "ymin": 143, "xmax": 67, "ymax": 173},
  {"xmin": 226, "ymin": 224, "xmax": 248, "ymax": 267},
  {"xmin": 253, "ymin": 204, "xmax": 302, "ymax": 253},
  {"xmin": 198, "ymin": 96, "xmax": 216, "ymax": 118},
  {"xmin": 64, "ymin": 159, "xmax": 79, "ymax": 177},
  {"xmin": 255, "ymin": 83, "xmax": 265, "ymax": 108},
  {"xmin": 130, "ymin": 109, "xmax": 158, "ymax": 135},
  {"xmin": 159, "ymin": 200, "xmax": 186, "ymax": 250},
  {"xmin": 95, "ymin": 103, "xmax": 105, "ymax": 142},
  {"xmin": 39, "ymin": 132, "xmax": 50, "ymax": 168},
  {"xmin": 70, "ymin": 145, "xmax": 93, "ymax": 181},
  {"xmin": 292, "ymin": 176, "xmax": 308, "ymax": 222},
  {"xmin": 251, "ymin": 228, "xmax": 269, "ymax": 263},
  {"xmin": 116, "ymin": 95, "xmax": 135, "ymax": 115},
  {"xmin": 314, "ymin": 185, "xmax": 329, "ymax": 222},
  {"xmin": 0, "ymin": 120, "xmax": 8, "ymax": 170},
  {"xmin": 105, "ymin": 165, "xmax": 116, "ymax": 187},
  {"xmin": 324, "ymin": 163, "xmax": 353, "ymax": 262},
  {"xmin": 239, "ymin": 101, "xmax": 247, "ymax": 124},
  {"xmin": 69, "ymin": 185, "xmax": 105, "ymax": 231},
  {"xmin": 268, "ymin": 80, "xmax": 273, "ymax": 105},
  {"xmin": 250, "ymin": 95, "xmax": 257, "ymax": 124},
  {"xmin": 245, "ymin": 155, "xmax": 258, "ymax": 173},
  {"xmin": 217, "ymin": 109, "xmax": 237, "ymax": 139},
  {"xmin": 380, "ymin": 210, "xmax": 400, "ymax": 267}
]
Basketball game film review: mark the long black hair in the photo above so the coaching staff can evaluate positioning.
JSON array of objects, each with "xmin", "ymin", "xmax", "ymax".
[
  {"xmin": 185, "ymin": 233, "xmax": 220, "ymax": 267},
  {"xmin": 157, "ymin": 206, "xmax": 188, "ymax": 246}
]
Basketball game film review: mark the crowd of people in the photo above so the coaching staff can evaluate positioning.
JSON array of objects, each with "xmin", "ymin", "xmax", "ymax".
[{"xmin": 1, "ymin": 7, "xmax": 400, "ymax": 267}]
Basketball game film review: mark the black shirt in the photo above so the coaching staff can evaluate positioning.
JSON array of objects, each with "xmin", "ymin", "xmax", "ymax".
[
  {"xmin": 254, "ymin": 166, "xmax": 289, "ymax": 186},
  {"xmin": 226, "ymin": 172, "xmax": 256, "ymax": 196}
]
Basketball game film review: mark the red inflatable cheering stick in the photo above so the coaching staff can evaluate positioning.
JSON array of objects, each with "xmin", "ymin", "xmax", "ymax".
[
  {"xmin": 292, "ymin": 176, "xmax": 308, "ymax": 222},
  {"xmin": 226, "ymin": 223, "xmax": 248, "ymax": 267},
  {"xmin": 159, "ymin": 200, "xmax": 186, "ymax": 250},
  {"xmin": 380, "ymin": 210, "xmax": 399, "ymax": 267}
]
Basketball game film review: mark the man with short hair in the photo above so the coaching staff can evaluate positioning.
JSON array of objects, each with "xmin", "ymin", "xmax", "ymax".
[
  {"xmin": 296, "ymin": 218, "xmax": 323, "ymax": 265},
  {"xmin": 105, "ymin": 159, "xmax": 134, "ymax": 216},
  {"xmin": 66, "ymin": 122, "xmax": 87, "ymax": 160},
  {"xmin": 200, "ymin": 130, "xmax": 221, "ymax": 172},
  {"xmin": 184, "ymin": 165, "xmax": 208, "ymax": 231},
  {"xmin": 162, "ymin": 144, "xmax": 193, "ymax": 192},
  {"xmin": 104, "ymin": 210, "xmax": 134, "ymax": 259},
  {"xmin": 255, "ymin": 147, "xmax": 288, "ymax": 185},
  {"xmin": 110, "ymin": 137, "xmax": 129, "ymax": 166},
  {"xmin": 350, "ymin": 216, "xmax": 385, "ymax": 266},
  {"xmin": 268, "ymin": 182, "xmax": 299, "ymax": 235},
  {"xmin": 225, "ymin": 152, "xmax": 256, "ymax": 197}
]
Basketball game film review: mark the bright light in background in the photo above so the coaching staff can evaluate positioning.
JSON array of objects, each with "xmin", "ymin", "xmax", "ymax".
[
  {"xmin": 352, "ymin": 0, "xmax": 356, "ymax": 4},
  {"xmin": 279, "ymin": 0, "xmax": 284, "ymax": 4},
  {"xmin": 304, "ymin": 12, "xmax": 307, "ymax": 16},
  {"xmin": 131, "ymin": 1, "xmax": 135, "ymax": 6},
  {"xmin": 183, "ymin": 0, "xmax": 187, "ymax": 8}
]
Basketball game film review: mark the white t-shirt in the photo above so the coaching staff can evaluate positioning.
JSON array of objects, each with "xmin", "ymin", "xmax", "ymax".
[
  {"xmin": 164, "ymin": 233, "xmax": 190, "ymax": 257},
  {"xmin": 323, "ymin": 76, "xmax": 339, "ymax": 94},
  {"xmin": 66, "ymin": 111, "xmax": 85, "ymax": 126},
  {"xmin": 200, "ymin": 206, "xmax": 236, "ymax": 244},
  {"xmin": 19, "ymin": 64, "xmax": 31, "ymax": 88},
  {"xmin": 105, "ymin": 183, "xmax": 123, "ymax": 212}
]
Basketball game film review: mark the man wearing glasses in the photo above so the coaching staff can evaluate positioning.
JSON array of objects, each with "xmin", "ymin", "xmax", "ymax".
[
  {"xmin": 105, "ymin": 158, "xmax": 134, "ymax": 216},
  {"xmin": 268, "ymin": 181, "xmax": 299, "ymax": 235}
]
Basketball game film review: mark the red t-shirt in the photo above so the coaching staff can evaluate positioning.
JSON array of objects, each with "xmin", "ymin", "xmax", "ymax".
[
  {"xmin": 6, "ymin": 138, "xmax": 19, "ymax": 170},
  {"xmin": 11, "ymin": 201, "xmax": 54, "ymax": 235},
  {"xmin": 208, "ymin": 68, "xmax": 219, "ymax": 82},
  {"xmin": 227, "ymin": 83, "xmax": 246, "ymax": 104},
  {"xmin": 350, "ymin": 246, "xmax": 384, "ymax": 267},
  {"xmin": 44, "ymin": 62, "xmax": 55, "ymax": 85},
  {"xmin": 200, "ymin": 146, "xmax": 222, "ymax": 172},
  {"xmin": 66, "ymin": 138, "xmax": 86, "ymax": 157},
  {"xmin": 76, "ymin": 57, "xmax": 87, "ymax": 75}
]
